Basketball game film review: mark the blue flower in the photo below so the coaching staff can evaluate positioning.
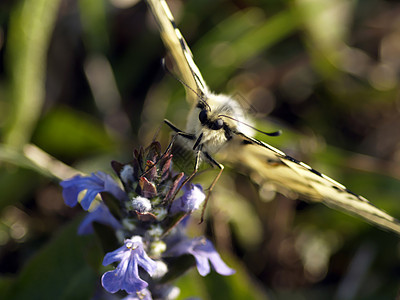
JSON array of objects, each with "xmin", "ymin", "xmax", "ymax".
[
  {"xmin": 60, "ymin": 172, "xmax": 128, "ymax": 211},
  {"xmin": 165, "ymin": 237, "xmax": 235, "ymax": 276},
  {"xmin": 78, "ymin": 203, "xmax": 122, "ymax": 235},
  {"xmin": 102, "ymin": 237, "xmax": 157, "ymax": 294},
  {"xmin": 170, "ymin": 184, "xmax": 205, "ymax": 214}
]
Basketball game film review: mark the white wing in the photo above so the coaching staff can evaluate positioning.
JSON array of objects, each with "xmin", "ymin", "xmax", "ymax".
[
  {"xmin": 146, "ymin": 0, "xmax": 400, "ymax": 235},
  {"xmin": 223, "ymin": 134, "xmax": 400, "ymax": 235},
  {"xmin": 146, "ymin": 0, "xmax": 208, "ymax": 103}
]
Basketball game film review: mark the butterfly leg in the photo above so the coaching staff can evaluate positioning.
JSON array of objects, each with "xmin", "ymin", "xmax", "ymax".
[
  {"xmin": 168, "ymin": 145, "xmax": 202, "ymax": 204},
  {"xmin": 200, "ymin": 152, "xmax": 224, "ymax": 223},
  {"xmin": 163, "ymin": 119, "xmax": 202, "ymax": 203},
  {"xmin": 163, "ymin": 118, "xmax": 196, "ymax": 152},
  {"xmin": 164, "ymin": 119, "xmax": 195, "ymax": 138},
  {"xmin": 164, "ymin": 119, "xmax": 224, "ymax": 223},
  {"xmin": 142, "ymin": 120, "xmax": 195, "ymax": 178}
]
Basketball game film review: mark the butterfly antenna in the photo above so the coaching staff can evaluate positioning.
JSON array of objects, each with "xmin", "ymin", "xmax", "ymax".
[
  {"xmin": 219, "ymin": 114, "xmax": 282, "ymax": 137},
  {"xmin": 161, "ymin": 58, "xmax": 210, "ymax": 111}
]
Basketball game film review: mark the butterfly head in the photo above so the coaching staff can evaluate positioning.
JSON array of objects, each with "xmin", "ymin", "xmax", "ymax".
[
  {"xmin": 185, "ymin": 93, "xmax": 253, "ymax": 155},
  {"xmin": 197, "ymin": 102, "xmax": 225, "ymax": 131}
]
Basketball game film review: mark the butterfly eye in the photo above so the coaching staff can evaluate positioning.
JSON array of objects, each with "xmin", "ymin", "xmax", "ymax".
[
  {"xmin": 210, "ymin": 118, "xmax": 224, "ymax": 130},
  {"xmin": 199, "ymin": 110, "xmax": 208, "ymax": 124}
]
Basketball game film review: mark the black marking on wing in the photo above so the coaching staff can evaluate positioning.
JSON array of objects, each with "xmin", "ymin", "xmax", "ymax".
[
  {"xmin": 254, "ymin": 140, "xmax": 400, "ymax": 233},
  {"xmin": 237, "ymin": 130, "xmax": 373, "ymax": 204},
  {"xmin": 242, "ymin": 139, "xmax": 253, "ymax": 145},
  {"xmin": 238, "ymin": 132, "xmax": 400, "ymax": 233},
  {"xmin": 281, "ymin": 155, "xmax": 366, "ymax": 201},
  {"xmin": 284, "ymin": 155, "xmax": 300, "ymax": 164},
  {"xmin": 145, "ymin": 0, "xmax": 208, "ymax": 101},
  {"xmin": 235, "ymin": 131, "xmax": 286, "ymax": 157},
  {"xmin": 309, "ymin": 168, "xmax": 322, "ymax": 177},
  {"xmin": 345, "ymin": 188, "xmax": 365, "ymax": 201},
  {"xmin": 178, "ymin": 36, "xmax": 186, "ymax": 51},
  {"xmin": 167, "ymin": 12, "xmax": 207, "ymax": 95}
]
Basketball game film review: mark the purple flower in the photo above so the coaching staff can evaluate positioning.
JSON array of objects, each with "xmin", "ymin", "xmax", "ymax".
[
  {"xmin": 78, "ymin": 203, "xmax": 122, "ymax": 235},
  {"xmin": 170, "ymin": 184, "xmax": 205, "ymax": 214},
  {"xmin": 165, "ymin": 237, "xmax": 235, "ymax": 276},
  {"xmin": 102, "ymin": 237, "xmax": 157, "ymax": 294},
  {"xmin": 60, "ymin": 171, "xmax": 128, "ymax": 210}
]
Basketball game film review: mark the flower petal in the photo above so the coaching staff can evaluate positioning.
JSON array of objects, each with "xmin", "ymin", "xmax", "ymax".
[
  {"xmin": 203, "ymin": 251, "xmax": 235, "ymax": 276},
  {"xmin": 135, "ymin": 247, "xmax": 157, "ymax": 276},
  {"xmin": 78, "ymin": 204, "xmax": 122, "ymax": 235},
  {"xmin": 102, "ymin": 244, "xmax": 129, "ymax": 266},
  {"xmin": 194, "ymin": 239, "xmax": 235, "ymax": 276},
  {"xmin": 61, "ymin": 182, "xmax": 81, "ymax": 207},
  {"xmin": 170, "ymin": 184, "xmax": 205, "ymax": 214},
  {"xmin": 101, "ymin": 238, "xmax": 157, "ymax": 294},
  {"xmin": 60, "ymin": 172, "xmax": 127, "ymax": 211},
  {"xmin": 102, "ymin": 256, "xmax": 148, "ymax": 294},
  {"xmin": 191, "ymin": 252, "xmax": 211, "ymax": 276},
  {"xmin": 80, "ymin": 188, "xmax": 101, "ymax": 210},
  {"xmin": 165, "ymin": 237, "xmax": 235, "ymax": 277}
]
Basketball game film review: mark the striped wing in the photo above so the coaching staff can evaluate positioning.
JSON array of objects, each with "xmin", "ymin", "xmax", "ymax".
[
  {"xmin": 146, "ymin": 0, "xmax": 208, "ymax": 103},
  {"xmin": 226, "ymin": 135, "xmax": 400, "ymax": 235},
  {"xmin": 146, "ymin": 0, "xmax": 400, "ymax": 235}
]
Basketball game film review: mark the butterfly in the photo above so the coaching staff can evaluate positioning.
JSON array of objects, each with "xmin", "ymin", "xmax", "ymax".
[{"xmin": 145, "ymin": 0, "xmax": 400, "ymax": 234}]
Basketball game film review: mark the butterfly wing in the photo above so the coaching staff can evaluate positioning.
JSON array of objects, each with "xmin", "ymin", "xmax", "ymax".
[
  {"xmin": 224, "ymin": 134, "xmax": 400, "ymax": 235},
  {"xmin": 146, "ymin": 0, "xmax": 208, "ymax": 103},
  {"xmin": 147, "ymin": 0, "xmax": 400, "ymax": 235}
]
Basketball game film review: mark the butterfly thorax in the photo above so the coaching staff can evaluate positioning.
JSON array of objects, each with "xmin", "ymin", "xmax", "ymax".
[{"xmin": 185, "ymin": 93, "xmax": 253, "ymax": 156}]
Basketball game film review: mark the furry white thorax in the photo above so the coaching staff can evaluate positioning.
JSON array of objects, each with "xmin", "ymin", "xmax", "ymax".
[{"xmin": 185, "ymin": 92, "xmax": 254, "ymax": 156}]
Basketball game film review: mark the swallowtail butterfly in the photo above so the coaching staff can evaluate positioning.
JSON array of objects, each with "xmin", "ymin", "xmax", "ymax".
[{"xmin": 145, "ymin": 0, "xmax": 400, "ymax": 234}]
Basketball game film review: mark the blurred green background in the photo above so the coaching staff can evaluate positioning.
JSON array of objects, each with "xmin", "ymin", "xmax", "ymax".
[{"xmin": 1, "ymin": 0, "xmax": 400, "ymax": 299}]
